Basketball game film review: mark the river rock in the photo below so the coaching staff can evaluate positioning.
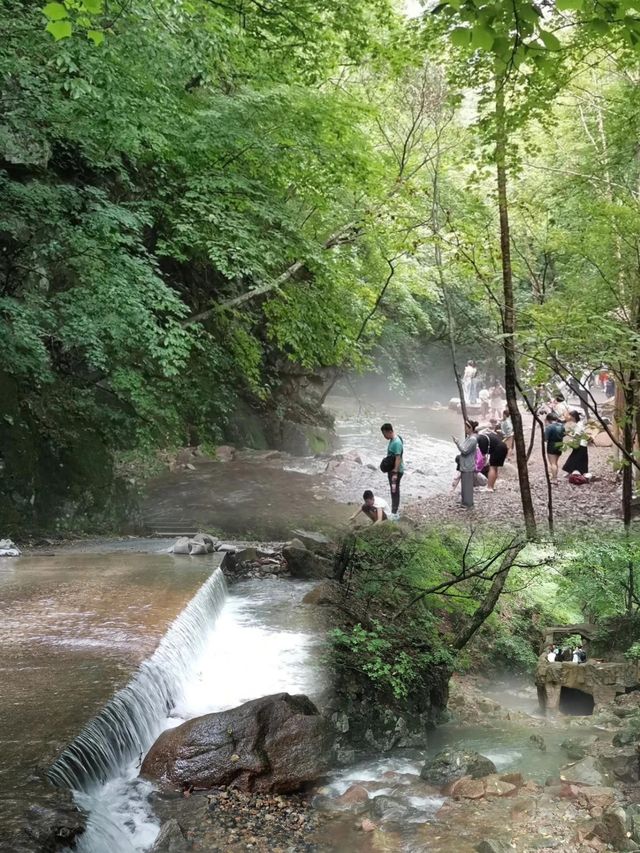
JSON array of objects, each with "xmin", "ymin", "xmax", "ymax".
[
  {"xmin": 475, "ymin": 841, "xmax": 512, "ymax": 853},
  {"xmin": 1, "ymin": 786, "xmax": 87, "ymax": 852},
  {"xmin": 594, "ymin": 805, "xmax": 630, "ymax": 849},
  {"xmin": 335, "ymin": 784, "xmax": 370, "ymax": 808},
  {"xmin": 0, "ymin": 538, "xmax": 21, "ymax": 557},
  {"xmin": 187, "ymin": 540, "xmax": 208, "ymax": 555},
  {"xmin": 150, "ymin": 819, "xmax": 189, "ymax": 853},
  {"xmin": 560, "ymin": 738, "xmax": 587, "ymax": 761},
  {"xmin": 234, "ymin": 547, "xmax": 258, "ymax": 564},
  {"xmin": 291, "ymin": 529, "xmax": 333, "ymax": 555},
  {"xmin": 172, "ymin": 537, "xmax": 191, "ymax": 555},
  {"xmin": 215, "ymin": 445, "xmax": 235, "ymax": 462},
  {"xmin": 420, "ymin": 749, "xmax": 497, "ymax": 786},
  {"xmin": 282, "ymin": 544, "xmax": 333, "ymax": 580},
  {"xmin": 369, "ymin": 794, "xmax": 407, "ymax": 821},
  {"xmin": 599, "ymin": 751, "xmax": 640, "ymax": 782},
  {"xmin": 191, "ymin": 533, "xmax": 217, "ymax": 553},
  {"xmin": 561, "ymin": 755, "xmax": 608, "ymax": 786},
  {"xmin": 141, "ymin": 693, "xmax": 333, "ymax": 793}
]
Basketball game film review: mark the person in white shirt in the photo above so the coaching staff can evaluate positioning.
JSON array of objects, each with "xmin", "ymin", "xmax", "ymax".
[{"xmin": 349, "ymin": 490, "xmax": 389, "ymax": 525}]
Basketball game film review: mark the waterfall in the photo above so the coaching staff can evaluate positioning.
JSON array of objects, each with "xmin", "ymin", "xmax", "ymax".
[{"xmin": 48, "ymin": 567, "xmax": 227, "ymax": 792}]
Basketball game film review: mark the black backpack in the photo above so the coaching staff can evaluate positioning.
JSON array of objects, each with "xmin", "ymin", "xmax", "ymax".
[{"xmin": 380, "ymin": 436, "xmax": 403, "ymax": 472}]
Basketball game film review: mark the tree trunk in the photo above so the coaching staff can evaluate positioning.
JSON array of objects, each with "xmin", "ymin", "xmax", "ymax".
[
  {"xmin": 495, "ymin": 77, "xmax": 537, "ymax": 539},
  {"xmin": 453, "ymin": 540, "xmax": 525, "ymax": 650},
  {"xmin": 518, "ymin": 382, "xmax": 553, "ymax": 535},
  {"xmin": 430, "ymin": 141, "xmax": 468, "ymax": 425}
]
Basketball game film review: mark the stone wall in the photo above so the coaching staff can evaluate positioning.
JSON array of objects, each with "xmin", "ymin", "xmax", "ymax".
[{"xmin": 536, "ymin": 658, "xmax": 640, "ymax": 714}]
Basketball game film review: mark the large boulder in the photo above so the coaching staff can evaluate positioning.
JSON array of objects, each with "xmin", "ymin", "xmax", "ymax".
[
  {"xmin": 420, "ymin": 749, "xmax": 497, "ymax": 786},
  {"xmin": 141, "ymin": 693, "xmax": 333, "ymax": 793},
  {"xmin": 282, "ymin": 544, "xmax": 333, "ymax": 580}
]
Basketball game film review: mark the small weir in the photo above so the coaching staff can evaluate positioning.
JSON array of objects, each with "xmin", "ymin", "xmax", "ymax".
[
  {"xmin": 47, "ymin": 572, "xmax": 323, "ymax": 852},
  {"xmin": 48, "ymin": 568, "xmax": 227, "ymax": 850}
]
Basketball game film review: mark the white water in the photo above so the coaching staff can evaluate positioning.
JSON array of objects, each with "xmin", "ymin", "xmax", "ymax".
[{"xmin": 59, "ymin": 577, "xmax": 322, "ymax": 853}]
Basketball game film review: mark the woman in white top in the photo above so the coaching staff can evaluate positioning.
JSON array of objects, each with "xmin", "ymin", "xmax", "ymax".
[
  {"xmin": 562, "ymin": 410, "xmax": 589, "ymax": 475},
  {"xmin": 551, "ymin": 393, "xmax": 570, "ymax": 422}
]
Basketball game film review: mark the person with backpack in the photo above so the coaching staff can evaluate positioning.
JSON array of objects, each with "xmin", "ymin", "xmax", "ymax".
[
  {"xmin": 544, "ymin": 413, "xmax": 565, "ymax": 485},
  {"xmin": 380, "ymin": 423, "xmax": 404, "ymax": 519}
]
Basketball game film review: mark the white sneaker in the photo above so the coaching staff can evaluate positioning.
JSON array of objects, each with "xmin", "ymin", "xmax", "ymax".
[{"xmin": 389, "ymin": 512, "xmax": 400, "ymax": 521}]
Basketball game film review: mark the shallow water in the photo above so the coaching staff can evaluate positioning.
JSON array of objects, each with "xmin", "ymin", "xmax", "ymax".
[{"xmin": 142, "ymin": 395, "xmax": 463, "ymax": 539}]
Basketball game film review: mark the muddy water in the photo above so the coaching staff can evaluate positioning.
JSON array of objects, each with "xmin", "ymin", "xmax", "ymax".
[
  {"xmin": 143, "ymin": 395, "xmax": 463, "ymax": 539},
  {"xmin": 0, "ymin": 546, "xmax": 218, "ymax": 829}
]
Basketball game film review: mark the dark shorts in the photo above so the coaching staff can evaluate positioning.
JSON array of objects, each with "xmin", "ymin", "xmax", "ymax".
[
  {"xmin": 489, "ymin": 442, "xmax": 508, "ymax": 467},
  {"xmin": 546, "ymin": 442, "xmax": 562, "ymax": 457}
]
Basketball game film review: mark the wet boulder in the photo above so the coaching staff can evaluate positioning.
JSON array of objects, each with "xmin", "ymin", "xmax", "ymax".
[
  {"xmin": 141, "ymin": 693, "xmax": 333, "ymax": 793},
  {"xmin": 291, "ymin": 529, "xmax": 334, "ymax": 557},
  {"xmin": 560, "ymin": 738, "xmax": 587, "ymax": 761},
  {"xmin": 150, "ymin": 819, "xmax": 189, "ymax": 853},
  {"xmin": 0, "ymin": 538, "xmax": 20, "ymax": 557},
  {"xmin": 282, "ymin": 544, "xmax": 333, "ymax": 580},
  {"xmin": 369, "ymin": 794, "xmax": 408, "ymax": 821},
  {"xmin": 561, "ymin": 755, "xmax": 608, "ymax": 787},
  {"xmin": 420, "ymin": 749, "xmax": 497, "ymax": 786}
]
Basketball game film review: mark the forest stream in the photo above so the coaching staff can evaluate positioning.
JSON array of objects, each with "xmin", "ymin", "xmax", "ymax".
[{"xmin": 2, "ymin": 398, "xmax": 631, "ymax": 853}]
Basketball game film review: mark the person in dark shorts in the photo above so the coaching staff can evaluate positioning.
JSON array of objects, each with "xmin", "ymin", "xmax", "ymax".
[
  {"xmin": 544, "ymin": 413, "xmax": 565, "ymax": 484},
  {"xmin": 477, "ymin": 429, "xmax": 508, "ymax": 492},
  {"xmin": 349, "ymin": 490, "xmax": 389, "ymax": 525}
]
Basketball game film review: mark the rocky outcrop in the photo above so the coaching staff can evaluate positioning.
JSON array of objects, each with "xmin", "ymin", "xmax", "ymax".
[
  {"xmin": 328, "ymin": 663, "xmax": 450, "ymax": 761},
  {"xmin": 282, "ymin": 543, "xmax": 333, "ymax": 580},
  {"xmin": 420, "ymin": 749, "xmax": 497, "ymax": 786},
  {"xmin": 536, "ymin": 658, "xmax": 640, "ymax": 713},
  {"xmin": 141, "ymin": 693, "xmax": 333, "ymax": 793}
]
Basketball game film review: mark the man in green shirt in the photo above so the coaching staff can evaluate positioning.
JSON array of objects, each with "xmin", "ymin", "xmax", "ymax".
[{"xmin": 381, "ymin": 422, "xmax": 404, "ymax": 519}]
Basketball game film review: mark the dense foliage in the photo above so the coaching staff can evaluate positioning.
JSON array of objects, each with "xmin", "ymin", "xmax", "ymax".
[
  {"xmin": 0, "ymin": 0, "xmax": 441, "ymax": 529},
  {"xmin": 4, "ymin": 1, "xmax": 640, "ymax": 533}
]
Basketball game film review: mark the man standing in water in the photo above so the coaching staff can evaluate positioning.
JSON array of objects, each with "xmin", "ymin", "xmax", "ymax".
[{"xmin": 381, "ymin": 423, "xmax": 404, "ymax": 520}]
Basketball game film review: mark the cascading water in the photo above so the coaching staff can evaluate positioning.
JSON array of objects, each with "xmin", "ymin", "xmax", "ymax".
[
  {"xmin": 48, "ymin": 567, "xmax": 227, "ymax": 851},
  {"xmin": 48, "ymin": 571, "xmax": 323, "ymax": 853}
]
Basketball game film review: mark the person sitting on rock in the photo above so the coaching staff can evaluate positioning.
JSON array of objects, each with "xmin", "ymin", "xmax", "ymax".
[{"xmin": 349, "ymin": 490, "xmax": 388, "ymax": 525}]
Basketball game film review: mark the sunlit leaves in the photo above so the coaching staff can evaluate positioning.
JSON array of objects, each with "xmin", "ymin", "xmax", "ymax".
[{"xmin": 42, "ymin": 2, "xmax": 68, "ymax": 20}]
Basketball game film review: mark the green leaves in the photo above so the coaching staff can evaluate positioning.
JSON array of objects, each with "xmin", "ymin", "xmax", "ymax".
[
  {"xmin": 42, "ymin": 2, "xmax": 67, "ymax": 20},
  {"xmin": 46, "ymin": 19, "xmax": 72, "ymax": 40},
  {"xmin": 450, "ymin": 26, "xmax": 470, "ymax": 47},
  {"xmin": 470, "ymin": 25, "xmax": 495, "ymax": 51}
]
